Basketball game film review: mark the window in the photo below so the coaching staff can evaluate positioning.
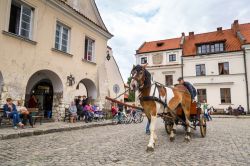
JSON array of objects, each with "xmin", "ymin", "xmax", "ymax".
[
  {"xmin": 8, "ymin": 0, "xmax": 33, "ymax": 39},
  {"xmin": 197, "ymin": 89, "xmax": 207, "ymax": 103},
  {"xmin": 55, "ymin": 22, "xmax": 70, "ymax": 52},
  {"xmin": 196, "ymin": 64, "xmax": 206, "ymax": 76},
  {"xmin": 197, "ymin": 42, "xmax": 225, "ymax": 55},
  {"xmin": 141, "ymin": 57, "xmax": 147, "ymax": 64},
  {"xmin": 218, "ymin": 62, "xmax": 229, "ymax": 75},
  {"xmin": 220, "ymin": 88, "xmax": 231, "ymax": 103},
  {"xmin": 165, "ymin": 75, "xmax": 173, "ymax": 86},
  {"xmin": 169, "ymin": 54, "xmax": 176, "ymax": 62},
  {"xmin": 84, "ymin": 37, "xmax": 95, "ymax": 62}
]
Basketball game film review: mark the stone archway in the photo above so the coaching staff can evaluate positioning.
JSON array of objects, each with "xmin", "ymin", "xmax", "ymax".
[
  {"xmin": 76, "ymin": 78, "xmax": 97, "ymax": 101},
  {"xmin": 25, "ymin": 70, "xmax": 64, "ymax": 121}
]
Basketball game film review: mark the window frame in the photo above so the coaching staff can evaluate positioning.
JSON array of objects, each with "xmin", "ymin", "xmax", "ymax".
[
  {"xmin": 141, "ymin": 57, "xmax": 147, "ymax": 64},
  {"xmin": 196, "ymin": 64, "xmax": 206, "ymax": 76},
  {"xmin": 218, "ymin": 62, "xmax": 229, "ymax": 75},
  {"xmin": 197, "ymin": 42, "xmax": 225, "ymax": 55},
  {"xmin": 8, "ymin": 0, "xmax": 34, "ymax": 39},
  {"xmin": 165, "ymin": 75, "xmax": 173, "ymax": 86},
  {"xmin": 55, "ymin": 21, "xmax": 70, "ymax": 53},
  {"xmin": 84, "ymin": 36, "xmax": 96, "ymax": 62},
  {"xmin": 220, "ymin": 88, "xmax": 231, "ymax": 104},
  {"xmin": 197, "ymin": 89, "xmax": 207, "ymax": 103},
  {"xmin": 169, "ymin": 54, "xmax": 176, "ymax": 62}
]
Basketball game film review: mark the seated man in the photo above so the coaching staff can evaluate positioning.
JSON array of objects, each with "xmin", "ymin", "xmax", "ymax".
[
  {"xmin": 3, "ymin": 98, "xmax": 24, "ymax": 129},
  {"xmin": 17, "ymin": 100, "xmax": 33, "ymax": 127},
  {"xmin": 237, "ymin": 105, "xmax": 245, "ymax": 114},
  {"xmin": 177, "ymin": 77, "xmax": 197, "ymax": 102},
  {"xmin": 69, "ymin": 101, "xmax": 77, "ymax": 123}
]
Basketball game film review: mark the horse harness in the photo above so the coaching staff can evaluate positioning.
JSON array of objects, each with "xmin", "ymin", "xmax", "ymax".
[{"xmin": 139, "ymin": 82, "xmax": 168, "ymax": 108}]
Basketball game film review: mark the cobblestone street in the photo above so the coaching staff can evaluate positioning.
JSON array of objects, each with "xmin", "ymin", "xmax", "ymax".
[{"xmin": 0, "ymin": 118, "xmax": 250, "ymax": 166}]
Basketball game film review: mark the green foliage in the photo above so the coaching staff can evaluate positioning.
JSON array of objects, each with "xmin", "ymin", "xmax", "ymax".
[{"xmin": 126, "ymin": 77, "xmax": 135, "ymax": 102}]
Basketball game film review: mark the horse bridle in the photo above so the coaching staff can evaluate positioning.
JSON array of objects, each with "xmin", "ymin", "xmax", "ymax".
[{"xmin": 130, "ymin": 68, "xmax": 147, "ymax": 91}]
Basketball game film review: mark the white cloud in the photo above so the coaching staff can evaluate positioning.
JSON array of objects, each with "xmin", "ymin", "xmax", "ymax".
[{"xmin": 96, "ymin": 0, "xmax": 250, "ymax": 82}]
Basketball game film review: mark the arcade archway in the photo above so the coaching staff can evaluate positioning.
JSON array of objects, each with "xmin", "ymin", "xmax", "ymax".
[{"xmin": 76, "ymin": 78, "xmax": 97, "ymax": 101}]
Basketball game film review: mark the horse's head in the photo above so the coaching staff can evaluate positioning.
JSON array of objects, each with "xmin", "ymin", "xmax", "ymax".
[{"xmin": 130, "ymin": 64, "xmax": 151, "ymax": 92}]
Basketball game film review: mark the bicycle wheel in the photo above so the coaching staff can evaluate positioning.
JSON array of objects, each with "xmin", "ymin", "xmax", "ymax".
[{"xmin": 112, "ymin": 115, "xmax": 119, "ymax": 125}]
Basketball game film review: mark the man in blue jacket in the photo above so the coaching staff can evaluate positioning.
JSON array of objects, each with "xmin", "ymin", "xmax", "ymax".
[
  {"xmin": 178, "ymin": 77, "xmax": 197, "ymax": 102},
  {"xmin": 3, "ymin": 98, "xmax": 23, "ymax": 129}
]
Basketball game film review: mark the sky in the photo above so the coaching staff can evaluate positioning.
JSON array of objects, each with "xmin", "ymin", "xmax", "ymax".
[{"xmin": 95, "ymin": 0, "xmax": 250, "ymax": 82}]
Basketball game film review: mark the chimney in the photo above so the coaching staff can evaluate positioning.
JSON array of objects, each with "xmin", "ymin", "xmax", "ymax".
[
  {"xmin": 217, "ymin": 27, "xmax": 222, "ymax": 33},
  {"xmin": 181, "ymin": 32, "xmax": 185, "ymax": 37},
  {"xmin": 180, "ymin": 32, "xmax": 185, "ymax": 47},
  {"xmin": 189, "ymin": 32, "xmax": 194, "ymax": 39},
  {"xmin": 231, "ymin": 19, "xmax": 239, "ymax": 35}
]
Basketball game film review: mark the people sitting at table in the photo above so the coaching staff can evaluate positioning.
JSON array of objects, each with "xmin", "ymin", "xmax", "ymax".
[
  {"xmin": 17, "ymin": 100, "xmax": 33, "ymax": 127},
  {"xmin": 69, "ymin": 101, "xmax": 77, "ymax": 123},
  {"xmin": 3, "ymin": 98, "xmax": 24, "ymax": 129}
]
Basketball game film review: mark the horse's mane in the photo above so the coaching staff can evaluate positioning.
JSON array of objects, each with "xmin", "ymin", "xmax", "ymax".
[{"xmin": 133, "ymin": 65, "xmax": 151, "ymax": 89}]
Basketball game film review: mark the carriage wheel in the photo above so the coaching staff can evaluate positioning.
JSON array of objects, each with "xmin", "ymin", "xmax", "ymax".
[
  {"xmin": 165, "ymin": 120, "xmax": 173, "ymax": 135},
  {"xmin": 199, "ymin": 115, "xmax": 207, "ymax": 137}
]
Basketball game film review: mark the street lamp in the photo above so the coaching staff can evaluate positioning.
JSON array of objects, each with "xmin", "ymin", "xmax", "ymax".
[
  {"xmin": 67, "ymin": 74, "xmax": 75, "ymax": 86},
  {"xmin": 106, "ymin": 51, "xmax": 111, "ymax": 61}
]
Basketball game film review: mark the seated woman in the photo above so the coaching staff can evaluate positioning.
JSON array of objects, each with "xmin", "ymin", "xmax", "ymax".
[
  {"xmin": 111, "ymin": 103, "xmax": 118, "ymax": 117},
  {"xmin": 3, "ymin": 98, "xmax": 24, "ymax": 129},
  {"xmin": 17, "ymin": 100, "xmax": 33, "ymax": 127},
  {"xmin": 83, "ymin": 102, "xmax": 94, "ymax": 123},
  {"xmin": 69, "ymin": 101, "xmax": 77, "ymax": 123}
]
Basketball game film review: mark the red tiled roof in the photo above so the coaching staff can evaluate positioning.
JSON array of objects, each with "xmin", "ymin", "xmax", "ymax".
[
  {"xmin": 239, "ymin": 23, "xmax": 250, "ymax": 44},
  {"xmin": 136, "ymin": 21, "xmax": 250, "ymax": 56},
  {"xmin": 183, "ymin": 29, "xmax": 242, "ymax": 56},
  {"xmin": 137, "ymin": 38, "xmax": 181, "ymax": 54}
]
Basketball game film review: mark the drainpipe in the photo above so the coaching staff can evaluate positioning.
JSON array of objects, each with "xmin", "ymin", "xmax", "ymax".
[
  {"xmin": 243, "ymin": 48, "xmax": 250, "ymax": 114},
  {"xmin": 181, "ymin": 56, "xmax": 184, "ymax": 78}
]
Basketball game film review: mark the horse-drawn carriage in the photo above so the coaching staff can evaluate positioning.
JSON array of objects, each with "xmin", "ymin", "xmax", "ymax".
[{"xmin": 162, "ymin": 101, "xmax": 207, "ymax": 138}]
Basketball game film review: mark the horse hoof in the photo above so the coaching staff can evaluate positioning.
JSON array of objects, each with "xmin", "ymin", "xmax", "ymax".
[
  {"xmin": 146, "ymin": 146, "xmax": 154, "ymax": 152},
  {"xmin": 184, "ymin": 138, "xmax": 190, "ymax": 142},
  {"xmin": 170, "ymin": 137, "xmax": 175, "ymax": 142}
]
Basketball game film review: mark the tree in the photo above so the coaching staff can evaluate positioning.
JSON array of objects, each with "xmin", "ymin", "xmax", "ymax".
[{"xmin": 126, "ymin": 77, "xmax": 135, "ymax": 102}]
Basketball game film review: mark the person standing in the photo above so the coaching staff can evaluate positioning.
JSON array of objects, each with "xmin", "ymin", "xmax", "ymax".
[
  {"xmin": 28, "ymin": 95, "xmax": 38, "ymax": 108},
  {"xmin": 69, "ymin": 101, "xmax": 77, "ymax": 123}
]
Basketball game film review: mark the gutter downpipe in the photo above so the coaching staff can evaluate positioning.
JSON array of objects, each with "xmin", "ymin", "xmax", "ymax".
[{"xmin": 243, "ymin": 48, "xmax": 250, "ymax": 114}]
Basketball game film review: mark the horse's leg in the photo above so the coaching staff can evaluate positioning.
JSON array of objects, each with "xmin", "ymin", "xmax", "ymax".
[
  {"xmin": 147, "ymin": 115, "xmax": 157, "ymax": 151},
  {"xmin": 182, "ymin": 101, "xmax": 191, "ymax": 142},
  {"xmin": 168, "ymin": 99, "xmax": 180, "ymax": 142}
]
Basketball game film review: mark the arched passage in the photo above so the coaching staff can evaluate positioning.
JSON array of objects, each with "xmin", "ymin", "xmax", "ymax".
[
  {"xmin": 76, "ymin": 78, "xmax": 97, "ymax": 100},
  {"xmin": 25, "ymin": 70, "xmax": 63, "ymax": 119}
]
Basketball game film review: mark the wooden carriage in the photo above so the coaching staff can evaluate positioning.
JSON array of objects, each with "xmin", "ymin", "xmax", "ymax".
[{"xmin": 164, "ymin": 101, "xmax": 207, "ymax": 137}]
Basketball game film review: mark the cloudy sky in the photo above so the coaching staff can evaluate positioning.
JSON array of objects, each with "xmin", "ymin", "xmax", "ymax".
[{"xmin": 95, "ymin": 0, "xmax": 250, "ymax": 82}]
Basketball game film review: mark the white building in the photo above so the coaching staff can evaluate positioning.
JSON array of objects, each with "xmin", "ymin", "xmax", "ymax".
[{"xmin": 135, "ymin": 20, "xmax": 250, "ymax": 113}]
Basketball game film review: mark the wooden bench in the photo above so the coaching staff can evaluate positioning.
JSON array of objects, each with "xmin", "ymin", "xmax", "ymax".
[
  {"xmin": 0, "ymin": 108, "xmax": 12, "ymax": 126},
  {"xmin": 27, "ymin": 108, "xmax": 43, "ymax": 125}
]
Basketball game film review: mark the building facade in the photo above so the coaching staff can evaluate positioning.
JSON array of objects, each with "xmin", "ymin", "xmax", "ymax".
[
  {"xmin": 135, "ymin": 20, "xmax": 250, "ymax": 113},
  {"xmin": 0, "ymin": 0, "xmax": 121, "ymax": 120}
]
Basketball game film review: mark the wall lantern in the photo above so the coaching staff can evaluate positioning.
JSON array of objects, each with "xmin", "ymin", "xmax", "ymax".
[
  {"xmin": 106, "ymin": 51, "xmax": 111, "ymax": 61},
  {"xmin": 67, "ymin": 74, "xmax": 75, "ymax": 86}
]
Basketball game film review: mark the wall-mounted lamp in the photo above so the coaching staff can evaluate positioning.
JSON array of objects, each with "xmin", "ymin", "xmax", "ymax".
[
  {"xmin": 67, "ymin": 74, "xmax": 75, "ymax": 86},
  {"xmin": 106, "ymin": 51, "xmax": 111, "ymax": 61}
]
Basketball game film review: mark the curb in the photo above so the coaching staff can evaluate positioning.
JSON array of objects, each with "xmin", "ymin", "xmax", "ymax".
[
  {"xmin": 0, "ymin": 121, "xmax": 113, "ymax": 141},
  {"xmin": 211, "ymin": 116, "xmax": 250, "ymax": 119}
]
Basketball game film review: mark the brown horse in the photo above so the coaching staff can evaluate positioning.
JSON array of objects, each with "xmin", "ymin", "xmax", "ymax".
[{"xmin": 130, "ymin": 65, "xmax": 192, "ymax": 151}]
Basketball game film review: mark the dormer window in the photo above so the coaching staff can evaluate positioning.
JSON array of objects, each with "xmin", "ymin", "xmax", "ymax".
[
  {"xmin": 141, "ymin": 57, "xmax": 147, "ymax": 64},
  {"xmin": 169, "ymin": 54, "xmax": 176, "ymax": 62},
  {"xmin": 197, "ymin": 42, "xmax": 225, "ymax": 55},
  {"xmin": 156, "ymin": 42, "xmax": 164, "ymax": 47}
]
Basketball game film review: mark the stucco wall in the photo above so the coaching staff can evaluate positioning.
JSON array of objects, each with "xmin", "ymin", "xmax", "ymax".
[
  {"xmin": 183, "ymin": 51, "xmax": 247, "ymax": 110},
  {"xmin": 0, "ymin": 0, "xmax": 112, "ymax": 119}
]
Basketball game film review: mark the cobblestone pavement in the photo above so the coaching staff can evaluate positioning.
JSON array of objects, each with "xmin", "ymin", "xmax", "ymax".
[{"xmin": 0, "ymin": 118, "xmax": 249, "ymax": 166}]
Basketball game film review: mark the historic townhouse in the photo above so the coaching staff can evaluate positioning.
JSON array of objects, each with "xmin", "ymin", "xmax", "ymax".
[
  {"xmin": 135, "ymin": 20, "xmax": 250, "ymax": 113},
  {"xmin": 0, "ymin": 0, "xmax": 123, "ymax": 120}
]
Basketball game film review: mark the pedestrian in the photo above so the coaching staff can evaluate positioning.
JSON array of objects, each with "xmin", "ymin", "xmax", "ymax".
[
  {"xmin": 146, "ymin": 119, "xmax": 150, "ymax": 135},
  {"xmin": 203, "ymin": 100, "xmax": 212, "ymax": 121},
  {"xmin": 28, "ymin": 95, "xmax": 38, "ymax": 108}
]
